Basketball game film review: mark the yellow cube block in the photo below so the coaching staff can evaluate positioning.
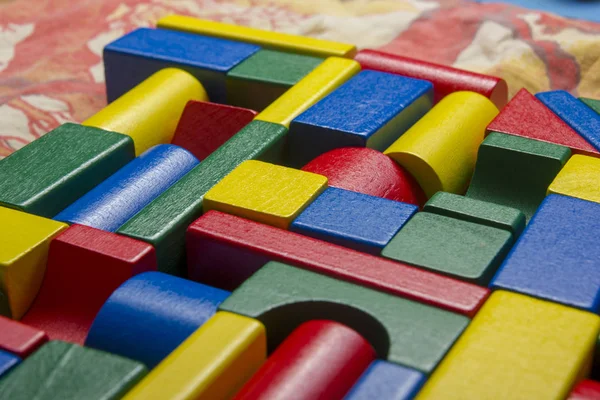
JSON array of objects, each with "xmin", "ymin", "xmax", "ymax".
[
  {"xmin": 123, "ymin": 312, "xmax": 266, "ymax": 400},
  {"xmin": 416, "ymin": 291, "xmax": 600, "ymax": 400},
  {"xmin": 204, "ymin": 160, "xmax": 328, "ymax": 229},
  {"xmin": 0, "ymin": 207, "xmax": 67, "ymax": 319},
  {"xmin": 548, "ymin": 154, "xmax": 600, "ymax": 204}
]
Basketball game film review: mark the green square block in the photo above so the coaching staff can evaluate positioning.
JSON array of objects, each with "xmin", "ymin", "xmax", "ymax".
[
  {"xmin": 219, "ymin": 261, "xmax": 469, "ymax": 374},
  {"xmin": 382, "ymin": 213, "xmax": 514, "ymax": 285},
  {"xmin": 581, "ymin": 97, "xmax": 600, "ymax": 115}
]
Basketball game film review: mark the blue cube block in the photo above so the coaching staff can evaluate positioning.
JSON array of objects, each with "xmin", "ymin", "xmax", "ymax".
[
  {"xmin": 0, "ymin": 350, "xmax": 20, "ymax": 377},
  {"xmin": 344, "ymin": 360, "xmax": 425, "ymax": 400}
]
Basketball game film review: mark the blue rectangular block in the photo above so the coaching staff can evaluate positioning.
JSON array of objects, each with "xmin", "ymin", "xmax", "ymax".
[
  {"xmin": 536, "ymin": 90, "xmax": 600, "ymax": 152},
  {"xmin": 344, "ymin": 360, "xmax": 425, "ymax": 400},
  {"xmin": 491, "ymin": 194, "xmax": 600, "ymax": 312},
  {"xmin": 104, "ymin": 28, "xmax": 260, "ymax": 103},
  {"xmin": 290, "ymin": 187, "xmax": 418, "ymax": 254},
  {"xmin": 0, "ymin": 350, "xmax": 20, "ymax": 377},
  {"xmin": 288, "ymin": 70, "xmax": 433, "ymax": 167}
]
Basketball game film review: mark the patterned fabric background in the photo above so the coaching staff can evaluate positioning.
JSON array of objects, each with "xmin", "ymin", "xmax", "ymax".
[{"xmin": 1, "ymin": 0, "xmax": 599, "ymax": 158}]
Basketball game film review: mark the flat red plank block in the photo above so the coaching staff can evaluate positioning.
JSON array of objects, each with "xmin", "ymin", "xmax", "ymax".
[
  {"xmin": 21, "ymin": 225, "xmax": 157, "ymax": 344},
  {"xmin": 569, "ymin": 380, "xmax": 600, "ymax": 400},
  {"xmin": 234, "ymin": 320, "xmax": 375, "ymax": 400},
  {"xmin": 187, "ymin": 211, "xmax": 489, "ymax": 317},
  {"xmin": 0, "ymin": 316, "xmax": 47, "ymax": 358},
  {"xmin": 171, "ymin": 100, "xmax": 257, "ymax": 160},
  {"xmin": 302, "ymin": 147, "xmax": 425, "ymax": 206},
  {"xmin": 355, "ymin": 49, "xmax": 508, "ymax": 108},
  {"xmin": 487, "ymin": 88, "xmax": 599, "ymax": 157}
]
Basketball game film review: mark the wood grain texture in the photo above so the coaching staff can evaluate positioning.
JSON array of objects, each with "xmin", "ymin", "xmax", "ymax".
[
  {"xmin": 355, "ymin": 49, "xmax": 508, "ymax": 108},
  {"xmin": 416, "ymin": 291, "xmax": 600, "ymax": 400},
  {"xmin": 0, "ymin": 316, "xmax": 47, "ymax": 358},
  {"xmin": 117, "ymin": 120, "xmax": 287, "ymax": 276},
  {"xmin": 581, "ymin": 97, "xmax": 600, "ymax": 115},
  {"xmin": 569, "ymin": 380, "xmax": 600, "ymax": 400},
  {"xmin": 288, "ymin": 70, "xmax": 433, "ymax": 166},
  {"xmin": 235, "ymin": 320, "xmax": 375, "ymax": 400},
  {"xmin": 219, "ymin": 261, "xmax": 469, "ymax": 373},
  {"xmin": 0, "ymin": 123, "xmax": 134, "ymax": 218},
  {"xmin": 384, "ymin": 91, "xmax": 498, "ymax": 198},
  {"xmin": 187, "ymin": 211, "xmax": 490, "ymax": 317},
  {"xmin": 548, "ymin": 154, "xmax": 600, "ymax": 204},
  {"xmin": 172, "ymin": 100, "xmax": 256, "ymax": 160},
  {"xmin": 21, "ymin": 225, "xmax": 156, "ymax": 344},
  {"xmin": 344, "ymin": 360, "xmax": 425, "ymax": 400}
]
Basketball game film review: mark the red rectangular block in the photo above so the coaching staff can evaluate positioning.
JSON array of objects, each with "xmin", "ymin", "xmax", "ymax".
[
  {"xmin": 0, "ymin": 316, "xmax": 47, "ymax": 358},
  {"xmin": 186, "ymin": 211, "xmax": 489, "ymax": 317},
  {"xmin": 569, "ymin": 380, "xmax": 600, "ymax": 400}
]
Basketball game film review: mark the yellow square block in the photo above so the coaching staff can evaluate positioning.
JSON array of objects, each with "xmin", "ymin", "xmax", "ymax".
[
  {"xmin": 548, "ymin": 154, "xmax": 600, "ymax": 203},
  {"xmin": 123, "ymin": 312, "xmax": 266, "ymax": 400},
  {"xmin": 0, "ymin": 206, "xmax": 67, "ymax": 319},
  {"xmin": 416, "ymin": 290, "xmax": 600, "ymax": 400},
  {"xmin": 204, "ymin": 160, "xmax": 328, "ymax": 229}
]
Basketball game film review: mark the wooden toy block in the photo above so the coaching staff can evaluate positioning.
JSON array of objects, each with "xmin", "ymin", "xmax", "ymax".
[
  {"xmin": 344, "ymin": 360, "xmax": 426, "ymax": 400},
  {"xmin": 123, "ymin": 311, "xmax": 266, "ymax": 400},
  {"xmin": 0, "ymin": 350, "xmax": 20, "ymax": 377},
  {"xmin": 0, "ymin": 207, "xmax": 67, "ymax": 319},
  {"xmin": 0, "ymin": 340, "xmax": 148, "ymax": 400},
  {"xmin": 103, "ymin": 27, "xmax": 259, "ymax": 103},
  {"xmin": 423, "ymin": 192, "xmax": 526, "ymax": 236},
  {"xmin": 290, "ymin": 187, "xmax": 418, "ymax": 254},
  {"xmin": 55, "ymin": 145, "xmax": 199, "ymax": 232},
  {"xmin": 0, "ymin": 123, "xmax": 134, "ymax": 218},
  {"xmin": 203, "ymin": 160, "xmax": 328, "ymax": 229},
  {"xmin": 0, "ymin": 316, "xmax": 47, "ymax": 358},
  {"xmin": 117, "ymin": 120, "xmax": 287, "ymax": 275},
  {"xmin": 219, "ymin": 261, "xmax": 469, "ymax": 373},
  {"xmin": 171, "ymin": 100, "xmax": 256, "ymax": 161},
  {"xmin": 355, "ymin": 49, "xmax": 508, "ymax": 108},
  {"xmin": 415, "ymin": 291, "xmax": 600, "ymax": 400},
  {"xmin": 491, "ymin": 194, "xmax": 600, "ymax": 312},
  {"xmin": 466, "ymin": 132, "xmax": 571, "ymax": 222},
  {"xmin": 84, "ymin": 69, "xmax": 207, "ymax": 156},
  {"xmin": 581, "ymin": 97, "xmax": 600, "ymax": 115},
  {"xmin": 569, "ymin": 380, "xmax": 600, "ymax": 400},
  {"xmin": 288, "ymin": 70, "xmax": 433, "ymax": 167},
  {"xmin": 548, "ymin": 154, "xmax": 600, "ymax": 204},
  {"xmin": 301, "ymin": 147, "xmax": 426, "ymax": 206},
  {"xmin": 187, "ymin": 211, "xmax": 490, "ymax": 316},
  {"xmin": 20, "ymin": 224, "xmax": 156, "ymax": 344},
  {"xmin": 234, "ymin": 320, "xmax": 375, "ymax": 400},
  {"xmin": 487, "ymin": 88, "xmax": 599, "ymax": 157},
  {"xmin": 226, "ymin": 49, "xmax": 323, "ymax": 111},
  {"xmin": 384, "ymin": 91, "xmax": 498, "ymax": 198},
  {"xmin": 536, "ymin": 91, "xmax": 600, "ymax": 152},
  {"xmin": 382, "ymin": 212, "xmax": 514, "ymax": 285},
  {"xmin": 255, "ymin": 57, "xmax": 360, "ymax": 128},
  {"xmin": 157, "ymin": 15, "xmax": 357, "ymax": 58},
  {"xmin": 86, "ymin": 272, "xmax": 230, "ymax": 368}
]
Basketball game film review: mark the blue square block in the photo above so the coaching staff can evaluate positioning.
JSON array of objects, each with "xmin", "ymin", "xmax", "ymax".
[
  {"xmin": 290, "ymin": 187, "xmax": 418, "ymax": 254},
  {"xmin": 344, "ymin": 360, "xmax": 425, "ymax": 400},
  {"xmin": 491, "ymin": 194, "xmax": 600, "ymax": 312},
  {"xmin": 0, "ymin": 350, "xmax": 20, "ymax": 377}
]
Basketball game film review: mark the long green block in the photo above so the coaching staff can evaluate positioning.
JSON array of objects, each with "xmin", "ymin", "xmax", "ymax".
[
  {"xmin": 226, "ymin": 49, "xmax": 323, "ymax": 111},
  {"xmin": 118, "ymin": 120, "xmax": 287, "ymax": 275},
  {"xmin": 0, "ymin": 123, "xmax": 134, "ymax": 218},
  {"xmin": 581, "ymin": 97, "xmax": 600, "ymax": 115},
  {"xmin": 466, "ymin": 132, "xmax": 571, "ymax": 222},
  {"xmin": 219, "ymin": 261, "xmax": 469, "ymax": 374},
  {"xmin": 0, "ymin": 341, "xmax": 147, "ymax": 399},
  {"xmin": 423, "ymin": 192, "xmax": 526, "ymax": 236}
]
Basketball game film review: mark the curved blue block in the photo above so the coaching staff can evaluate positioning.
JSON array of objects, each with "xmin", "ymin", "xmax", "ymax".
[
  {"xmin": 85, "ymin": 272, "xmax": 230, "ymax": 368},
  {"xmin": 344, "ymin": 360, "xmax": 425, "ymax": 400},
  {"xmin": 55, "ymin": 144, "xmax": 199, "ymax": 232},
  {"xmin": 0, "ymin": 350, "xmax": 20, "ymax": 377}
]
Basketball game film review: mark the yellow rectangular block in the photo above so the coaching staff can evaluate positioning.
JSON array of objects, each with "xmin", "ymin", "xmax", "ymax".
[
  {"xmin": 157, "ymin": 15, "xmax": 356, "ymax": 58},
  {"xmin": 0, "ymin": 207, "xmax": 67, "ymax": 319},
  {"xmin": 123, "ymin": 312, "xmax": 266, "ymax": 400},
  {"xmin": 84, "ymin": 68, "xmax": 207, "ymax": 156},
  {"xmin": 204, "ymin": 160, "xmax": 328, "ymax": 229},
  {"xmin": 548, "ymin": 154, "xmax": 600, "ymax": 204},
  {"xmin": 416, "ymin": 291, "xmax": 600, "ymax": 400},
  {"xmin": 255, "ymin": 57, "xmax": 360, "ymax": 127}
]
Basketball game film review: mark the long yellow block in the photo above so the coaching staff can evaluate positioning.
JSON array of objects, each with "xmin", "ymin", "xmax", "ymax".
[
  {"xmin": 416, "ymin": 291, "xmax": 600, "ymax": 400},
  {"xmin": 123, "ymin": 312, "xmax": 266, "ymax": 400},
  {"xmin": 254, "ymin": 57, "xmax": 360, "ymax": 127},
  {"xmin": 384, "ymin": 91, "xmax": 498, "ymax": 198},
  {"xmin": 0, "ymin": 207, "xmax": 67, "ymax": 319},
  {"xmin": 157, "ymin": 15, "xmax": 356, "ymax": 58},
  {"xmin": 204, "ymin": 160, "xmax": 328, "ymax": 229},
  {"xmin": 548, "ymin": 154, "xmax": 600, "ymax": 203},
  {"xmin": 84, "ymin": 68, "xmax": 207, "ymax": 156}
]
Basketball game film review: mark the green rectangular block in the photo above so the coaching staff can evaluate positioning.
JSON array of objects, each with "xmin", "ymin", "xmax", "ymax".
[
  {"xmin": 0, "ymin": 123, "xmax": 134, "ymax": 218},
  {"xmin": 117, "ymin": 120, "xmax": 288, "ymax": 275},
  {"xmin": 581, "ymin": 97, "xmax": 600, "ymax": 115}
]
